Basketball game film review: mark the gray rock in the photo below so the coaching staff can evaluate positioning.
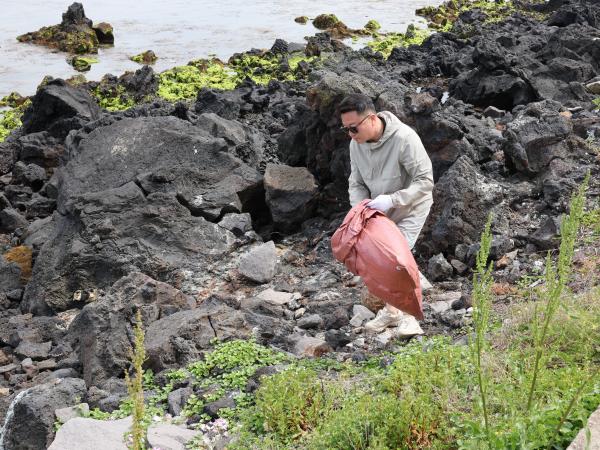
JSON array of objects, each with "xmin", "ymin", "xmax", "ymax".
[
  {"xmin": 0, "ymin": 257, "xmax": 23, "ymax": 292},
  {"xmin": 490, "ymin": 236, "xmax": 515, "ymax": 260},
  {"xmin": 147, "ymin": 423, "xmax": 199, "ymax": 450},
  {"xmin": 144, "ymin": 299, "xmax": 250, "ymax": 374},
  {"xmin": 350, "ymin": 305, "xmax": 375, "ymax": 327},
  {"xmin": 23, "ymin": 216, "xmax": 55, "ymax": 251},
  {"xmin": 12, "ymin": 162, "xmax": 47, "ymax": 190},
  {"xmin": 428, "ymin": 301, "xmax": 452, "ymax": 314},
  {"xmin": 14, "ymin": 341, "xmax": 52, "ymax": 360},
  {"xmin": 530, "ymin": 215, "xmax": 561, "ymax": 250},
  {"xmin": 586, "ymin": 80, "xmax": 600, "ymax": 94},
  {"xmin": 54, "ymin": 403, "xmax": 89, "ymax": 423},
  {"xmin": 503, "ymin": 104, "xmax": 572, "ymax": 174},
  {"xmin": 567, "ymin": 404, "xmax": 600, "ymax": 449},
  {"xmin": 324, "ymin": 330, "xmax": 352, "ymax": 349},
  {"xmin": 0, "ymin": 194, "xmax": 11, "ymax": 210},
  {"xmin": 47, "ymin": 416, "xmax": 131, "ymax": 450},
  {"xmin": 203, "ymin": 394, "xmax": 236, "ymax": 419},
  {"xmin": 264, "ymin": 164, "xmax": 318, "ymax": 232},
  {"xmin": 297, "ymin": 314, "xmax": 324, "ymax": 330},
  {"xmin": 21, "ymin": 79, "xmax": 101, "ymax": 135},
  {"xmin": 256, "ymin": 288, "xmax": 294, "ymax": 306},
  {"xmin": 37, "ymin": 359, "xmax": 57, "ymax": 371},
  {"xmin": 422, "ymin": 156, "xmax": 505, "ymax": 254},
  {"xmin": 68, "ymin": 272, "xmax": 195, "ymax": 386},
  {"xmin": 48, "ymin": 368, "xmax": 79, "ymax": 380},
  {"xmin": 427, "ymin": 253, "xmax": 453, "ymax": 282},
  {"xmin": 451, "ymin": 259, "xmax": 469, "ymax": 275},
  {"xmin": 218, "ymin": 212, "xmax": 253, "ymax": 236},
  {"xmin": 0, "ymin": 208, "xmax": 29, "ymax": 232},
  {"xmin": 167, "ymin": 387, "xmax": 193, "ymax": 417},
  {"xmin": 292, "ymin": 335, "xmax": 332, "ymax": 357},
  {"xmin": 22, "ymin": 115, "xmax": 258, "ymax": 314},
  {"xmin": 1, "ymin": 377, "xmax": 87, "ymax": 450},
  {"xmin": 483, "ymin": 106, "xmax": 506, "ymax": 118},
  {"xmin": 238, "ymin": 241, "xmax": 277, "ymax": 283}
]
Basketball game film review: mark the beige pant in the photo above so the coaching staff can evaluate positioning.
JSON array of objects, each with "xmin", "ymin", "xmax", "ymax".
[{"xmin": 394, "ymin": 202, "xmax": 431, "ymax": 251}]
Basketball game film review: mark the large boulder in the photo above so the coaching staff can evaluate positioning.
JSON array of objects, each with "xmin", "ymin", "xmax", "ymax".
[
  {"xmin": 144, "ymin": 298, "xmax": 250, "ymax": 373},
  {"xmin": 21, "ymin": 115, "xmax": 264, "ymax": 314},
  {"xmin": 195, "ymin": 113, "xmax": 266, "ymax": 168},
  {"xmin": 502, "ymin": 101, "xmax": 572, "ymax": 174},
  {"xmin": 264, "ymin": 164, "xmax": 318, "ymax": 232},
  {"xmin": 419, "ymin": 156, "xmax": 505, "ymax": 256},
  {"xmin": 0, "ymin": 378, "xmax": 86, "ymax": 450},
  {"xmin": 56, "ymin": 116, "xmax": 262, "ymax": 220},
  {"xmin": 48, "ymin": 417, "xmax": 131, "ymax": 450},
  {"xmin": 21, "ymin": 79, "xmax": 101, "ymax": 137},
  {"xmin": 67, "ymin": 272, "xmax": 194, "ymax": 387}
]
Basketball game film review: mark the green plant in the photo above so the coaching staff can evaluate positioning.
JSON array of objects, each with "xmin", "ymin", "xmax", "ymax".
[
  {"xmin": 470, "ymin": 214, "xmax": 494, "ymax": 446},
  {"xmin": 0, "ymin": 99, "xmax": 31, "ymax": 142},
  {"xmin": 526, "ymin": 175, "xmax": 588, "ymax": 414},
  {"xmin": 124, "ymin": 310, "xmax": 147, "ymax": 450},
  {"xmin": 247, "ymin": 367, "xmax": 341, "ymax": 443},
  {"xmin": 592, "ymin": 97, "xmax": 600, "ymax": 111}
]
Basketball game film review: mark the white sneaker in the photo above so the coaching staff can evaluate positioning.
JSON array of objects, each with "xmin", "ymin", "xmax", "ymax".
[
  {"xmin": 364, "ymin": 308, "xmax": 404, "ymax": 333},
  {"xmin": 392, "ymin": 315, "xmax": 424, "ymax": 337},
  {"xmin": 420, "ymin": 271, "xmax": 433, "ymax": 292}
]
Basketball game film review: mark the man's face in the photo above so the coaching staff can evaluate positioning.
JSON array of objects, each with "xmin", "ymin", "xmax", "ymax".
[{"xmin": 340, "ymin": 111, "xmax": 376, "ymax": 144}]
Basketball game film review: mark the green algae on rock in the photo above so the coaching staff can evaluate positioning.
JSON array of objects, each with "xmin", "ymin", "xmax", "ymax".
[
  {"xmin": 310, "ymin": 13, "xmax": 372, "ymax": 40},
  {"xmin": 131, "ymin": 50, "xmax": 158, "ymax": 65},
  {"xmin": 91, "ymin": 84, "xmax": 135, "ymax": 111},
  {"xmin": 0, "ymin": 100, "xmax": 31, "ymax": 142},
  {"xmin": 0, "ymin": 92, "xmax": 27, "ymax": 108},
  {"xmin": 415, "ymin": 0, "xmax": 539, "ymax": 32},
  {"xmin": 313, "ymin": 14, "xmax": 340, "ymax": 30},
  {"xmin": 367, "ymin": 24, "xmax": 431, "ymax": 58},
  {"xmin": 158, "ymin": 52, "xmax": 318, "ymax": 102},
  {"xmin": 16, "ymin": 2, "xmax": 112, "ymax": 54},
  {"xmin": 69, "ymin": 56, "xmax": 99, "ymax": 72},
  {"xmin": 158, "ymin": 61, "xmax": 238, "ymax": 102},
  {"xmin": 294, "ymin": 16, "xmax": 309, "ymax": 24},
  {"xmin": 93, "ymin": 22, "xmax": 114, "ymax": 45},
  {"xmin": 364, "ymin": 19, "xmax": 382, "ymax": 32}
]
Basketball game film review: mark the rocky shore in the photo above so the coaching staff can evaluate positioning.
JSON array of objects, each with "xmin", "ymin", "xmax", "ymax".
[{"xmin": 0, "ymin": 0, "xmax": 599, "ymax": 448}]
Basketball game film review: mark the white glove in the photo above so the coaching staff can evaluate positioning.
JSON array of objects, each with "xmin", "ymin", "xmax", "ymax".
[{"xmin": 366, "ymin": 194, "xmax": 393, "ymax": 212}]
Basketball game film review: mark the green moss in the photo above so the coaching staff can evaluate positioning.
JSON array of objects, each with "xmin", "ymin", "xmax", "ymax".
[
  {"xmin": 287, "ymin": 54, "xmax": 317, "ymax": 71},
  {"xmin": 91, "ymin": 85, "xmax": 135, "ymax": 111},
  {"xmin": 367, "ymin": 25, "xmax": 431, "ymax": 58},
  {"xmin": 313, "ymin": 14, "xmax": 340, "ymax": 30},
  {"xmin": 17, "ymin": 24, "xmax": 99, "ymax": 54},
  {"xmin": 416, "ymin": 0, "xmax": 544, "ymax": 32},
  {"xmin": 0, "ymin": 92, "xmax": 26, "ymax": 108},
  {"xmin": 295, "ymin": 16, "xmax": 309, "ymax": 24},
  {"xmin": 364, "ymin": 19, "xmax": 381, "ymax": 32},
  {"xmin": 157, "ymin": 62, "xmax": 238, "ymax": 101},
  {"xmin": 131, "ymin": 50, "xmax": 158, "ymax": 65},
  {"xmin": 228, "ymin": 54, "xmax": 280, "ymax": 85},
  {"xmin": 158, "ymin": 53, "xmax": 319, "ymax": 101},
  {"xmin": 0, "ymin": 100, "xmax": 31, "ymax": 142},
  {"xmin": 69, "ymin": 56, "xmax": 99, "ymax": 72}
]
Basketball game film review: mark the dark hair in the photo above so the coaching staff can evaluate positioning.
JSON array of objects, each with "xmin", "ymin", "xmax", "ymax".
[{"xmin": 338, "ymin": 93, "xmax": 376, "ymax": 115}]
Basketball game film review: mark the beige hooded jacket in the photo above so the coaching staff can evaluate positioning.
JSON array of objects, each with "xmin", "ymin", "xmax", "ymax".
[{"xmin": 348, "ymin": 111, "xmax": 434, "ymax": 230}]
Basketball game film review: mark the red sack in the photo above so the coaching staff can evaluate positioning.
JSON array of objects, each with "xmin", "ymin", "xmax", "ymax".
[{"xmin": 331, "ymin": 200, "xmax": 423, "ymax": 320}]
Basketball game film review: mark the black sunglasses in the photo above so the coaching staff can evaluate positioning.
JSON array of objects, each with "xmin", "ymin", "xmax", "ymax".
[{"xmin": 340, "ymin": 114, "xmax": 373, "ymax": 135}]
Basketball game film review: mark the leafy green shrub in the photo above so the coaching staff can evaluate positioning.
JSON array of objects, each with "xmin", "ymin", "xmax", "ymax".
[{"xmin": 246, "ymin": 367, "xmax": 342, "ymax": 443}]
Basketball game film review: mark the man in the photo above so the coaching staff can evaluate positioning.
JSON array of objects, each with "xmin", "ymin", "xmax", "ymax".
[{"xmin": 339, "ymin": 93, "xmax": 434, "ymax": 332}]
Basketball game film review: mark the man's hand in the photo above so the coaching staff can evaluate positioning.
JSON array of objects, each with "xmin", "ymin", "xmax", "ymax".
[{"xmin": 366, "ymin": 194, "xmax": 393, "ymax": 212}]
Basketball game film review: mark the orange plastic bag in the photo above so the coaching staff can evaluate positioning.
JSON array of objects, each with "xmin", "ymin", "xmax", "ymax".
[{"xmin": 331, "ymin": 200, "xmax": 423, "ymax": 320}]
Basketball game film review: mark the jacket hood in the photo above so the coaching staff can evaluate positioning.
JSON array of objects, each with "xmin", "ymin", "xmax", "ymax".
[{"xmin": 370, "ymin": 111, "xmax": 402, "ymax": 150}]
